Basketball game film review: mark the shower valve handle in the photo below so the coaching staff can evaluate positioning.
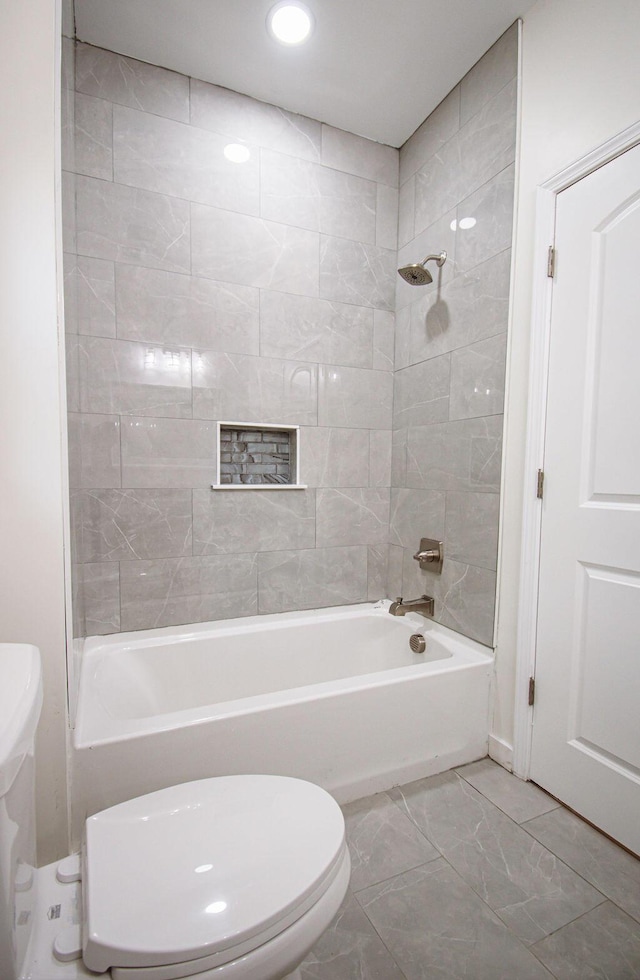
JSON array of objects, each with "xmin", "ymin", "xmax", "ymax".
[{"xmin": 412, "ymin": 538, "xmax": 443, "ymax": 573}]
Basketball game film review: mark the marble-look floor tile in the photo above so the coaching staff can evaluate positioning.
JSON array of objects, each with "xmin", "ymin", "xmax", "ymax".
[
  {"xmin": 388, "ymin": 771, "xmax": 604, "ymax": 945},
  {"xmin": 531, "ymin": 901, "xmax": 640, "ymax": 980},
  {"xmin": 300, "ymin": 893, "xmax": 405, "ymax": 979},
  {"xmin": 259, "ymin": 291, "xmax": 374, "ymax": 369},
  {"xmin": 193, "ymin": 489, "xmax": 315, "ymax": 556},
  {"xmin": 191, "ymin": 204, "xmax": 319, "ymax": 297},
  {"xmin": 192, "ymin": 351, "xmax": 317, "ymax": 426},
  {"xmin": 320, "ymin": 236, "xmax": 396, "ymax": 312},
  {"xmin": 113, "ymin": 106, "xmax": 260, "ymax": 214},
  {"xmin": 116, "ymin": 265, "xmax": 259, "ymax": 354},
  {"xmin": 358, "ymin": 861, "xmax": 553, "ymax": 980},
  {"xmin": 316, "ymin": 488, "xmax": 390, "ymax": 549},
  {"xmin": 258, "ymin": 546, "xmax": 368, "ymax": 614},
  {"xmin": 190, "ymin": 78, "xmax": 322, "ymax": 162},
  {"xmin": 456, "ymin": 758, "xmax": 560, "ymax": 824},
  {"xmin": 76, "ymin": 175, "xmax": 191, "ymax": 274},
  {"xmin": 75, "ymin": 42, "xmax": 189, "ymax": 122},
  {"xmin": 344, "ymin": 791, "xmax": 439, "ymax": 892},
  {"xmin": 523, "ymin": 806, "xmax": 640, "ymax": 923}
]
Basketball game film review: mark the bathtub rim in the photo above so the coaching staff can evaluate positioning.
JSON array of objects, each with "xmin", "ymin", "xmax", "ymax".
[{"xmin": 74, "ymin": 601, "xmax": 493, "ymax": 751}]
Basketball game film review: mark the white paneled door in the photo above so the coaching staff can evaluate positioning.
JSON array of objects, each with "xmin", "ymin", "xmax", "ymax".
[{"xmin": 530, "ymin": 142, "xmax": 640, "ymax": 855}]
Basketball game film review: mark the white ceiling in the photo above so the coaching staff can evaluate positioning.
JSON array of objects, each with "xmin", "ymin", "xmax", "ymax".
[{"xmin": 73, "ymin": 0, "xmax": 534, "ymax": 147}]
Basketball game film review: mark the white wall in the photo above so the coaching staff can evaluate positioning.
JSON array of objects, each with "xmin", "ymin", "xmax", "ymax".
[
  {"xmin": 0, "ymin": 0, "xmax": 70, "ymax": 861},
  {"xmin": 493, "ymin": 0, "xmax": 640, "ymax": 760}
]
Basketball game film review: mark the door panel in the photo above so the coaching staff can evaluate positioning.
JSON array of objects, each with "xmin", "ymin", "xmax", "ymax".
[{"xmin": 530, "ymin": 142, "xmax": 640, "ymax": 854}]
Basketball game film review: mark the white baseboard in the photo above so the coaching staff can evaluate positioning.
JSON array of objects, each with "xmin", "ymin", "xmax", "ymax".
[{"xmin": 488, "ymin": 733, "xmax": 513, "ymax": 771}]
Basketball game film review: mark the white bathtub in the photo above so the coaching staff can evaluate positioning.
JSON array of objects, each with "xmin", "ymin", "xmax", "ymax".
[{"xmin": 71, "ymin": 602, "xmax": 492, "ymax": 846}]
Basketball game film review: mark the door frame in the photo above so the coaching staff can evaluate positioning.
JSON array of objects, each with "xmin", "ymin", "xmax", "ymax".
[{"xmin": 512, "ymin": 118, "xmax": 640, "ymax": 779}]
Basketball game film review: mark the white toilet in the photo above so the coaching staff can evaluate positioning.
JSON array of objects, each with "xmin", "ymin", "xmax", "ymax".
[{"xmin": 1, "ymin": 644, "xmax": 350, "ymax": 980}]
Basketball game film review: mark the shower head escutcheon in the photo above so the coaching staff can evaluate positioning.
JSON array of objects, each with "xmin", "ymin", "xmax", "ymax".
[{"xmin": 397, "ymin": 250, "xmax": 447, "ymax": 285}]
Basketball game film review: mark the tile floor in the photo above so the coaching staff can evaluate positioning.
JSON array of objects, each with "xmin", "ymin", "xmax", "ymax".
[{"xmin": 300, "ymin": 758, "xmax": 640, "ymax": 979}]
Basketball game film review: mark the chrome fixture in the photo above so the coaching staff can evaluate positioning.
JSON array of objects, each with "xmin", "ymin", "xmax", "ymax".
[
  {"xmin": 388, "ymin": 595, "xmax": 435, "ymax": 618},
  {"xmin": 409, "ymin": 633, "xmax": 426, "ymax": 654},
  {"xmin": 397, "ymin": 251, "xmax": 447, "ymax": 285},
  {"xmin": 413, "ymin": 538, "xmax": 443, "ymax": 572}
]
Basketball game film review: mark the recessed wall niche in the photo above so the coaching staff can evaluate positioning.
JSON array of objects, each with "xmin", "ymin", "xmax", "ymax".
[{"xmin": 212, "ymin": 422, "xmax": 304, "ymax": 490}]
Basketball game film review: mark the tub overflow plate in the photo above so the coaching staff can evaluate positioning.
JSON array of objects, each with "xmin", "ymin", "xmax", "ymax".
[{"xmin": 409, "ymin": 634, "xmax": 426, "ymax": 654}]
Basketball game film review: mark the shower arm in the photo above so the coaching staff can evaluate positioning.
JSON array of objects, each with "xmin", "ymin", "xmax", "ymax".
[{"xmin": 419, "ymin": 251, "xmax": 447, "ymax": 268}]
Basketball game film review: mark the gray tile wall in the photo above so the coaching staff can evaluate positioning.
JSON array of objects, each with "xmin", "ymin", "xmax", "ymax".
[
  {"xmin": 389, "ymin": 25, "xmax": 517, "ymax": 646},
  {"xmin": 62, "ymin": 41, "xmax": 397, "ymax": 636}
]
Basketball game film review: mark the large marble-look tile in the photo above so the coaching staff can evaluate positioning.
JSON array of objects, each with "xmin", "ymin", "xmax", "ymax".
[
  {"xmin": 321, "ymin": 125, "xmax": 398, "ymax": 187},
  {"xmin": 358, "ymin": 861, "xmax": 554, "ymax": 980},
  {"xmin": 369, "ymin": 429, "xmax": 392, "ymax": 488},
  {"xmin": 455, "ymin": 165, "xmax": 515, "ymax": 277},
  {"xmin": 74, "ymin": 93, "xmax": 113, "ymax": 180},
  {"xmin": 193, "ymin": 489, "xmax": 315, "ymax": 556},
  {"xmin": 367, "ymin": 545, "xmax": 388, "ymax": 600},
  {"xmin": 408, "ymin": 249, "xmax": 511, "ymax": 364},
  {"xmin": 391, "ymin": 428, "xmax": 408, "ymax": 487},
  {"xmin": 76, "ymin": 175, "xmax": 191, "ymax": 273},
  {"xmin": 386, "ymin": 544, "xmax": 404, "ymax": 600},
  {"xmin": 119, "ymin": 554, "xmax": 258, "ymax": 631},
  {"xmin": 259, "ymin": 150, "xmax": 320, "ymax": 231},
  {"xmin": 444, "ymin": 491, "xmax": 500, "ymax": 570},
  {"xmin": 192, "ymin": 351, "xmax": 317, "ymax": 425},
  {"xmin": 389, "ymin": 772, "xmax": 604, "ymax": 946},
  {"xmin": 344, "ymin": 791, "xmax": 439, "ymax": 892},
  {"xmin": 317, "ymin": 166, "xmax": 377, "ymax": 244},
  {"xmin": 61, "ymin": 37, "xmax": 75, "ymax": 172},
  {"xmin": 113, "ymin": 106, "xmax": 260, "ymax": 214},
  {"xmin": 191, "ymin": 205, "xmax": 319, "ymax": 297},
  {"xmin": 530, "ymin": 902, "xmax": 640, "ymax": 980},
  {"xmin": 396, "ymin": 209, "xmax": 457, "ymax": 312},
  {"xmin": 316, "ymin": 489, "xmax": 390, "ymax": 548},
  {"xmin": 393, "ymin": 355, "xmax": 450, "ymax": 429},
  {"xmin": 258, "ymin": 545, "xmax": 368, "ymax": 613},
  {"xmin": 318, "ymin": 365, "xmax": 393, "ymax": 430},
  {"xmin": 66, "ymin": 335, "xmax": 80, "ymax": 413},
  {"xmin": 460, "ymin": 23, "xmax": 518, "ymax": 125},
  {"xmin": 456, "ymin": 758, "xmax": 560, "ymax": 824},
  {"xmin": 116, "ymin": 265, "xmax": 259, "ymax": 354},
  {"xmin": 75, "ymin": 562, "xmax": 120, "ymax": 636},
  {"xmin": 299, "ymin": 893, "xmax": 405, "ymax": 980},
  {"xmin": 394, "ymin": 307, "xmax": 411, "ymax": 371},
  {"xmin": 63, "ymin": 254, "xmax": 78, "ymax": 335},
  {"xmin": 376, "ymin": 183, "xmax": 398, "ymax": 251},
  {"xmin": 398, "ymin": 177, "xmax": 415, "ymax": 249},
  {"xmin": 523, "ymin": 806, "xmax": 640, "ymax": 923},
  {"xmin": 75, "ymin": 42, "xmax": 189, "ymax": 122},
  {"xmin": 400, "ymin": 87, "xmax": 460, "ymax": 185},
  {"xmin": 68, "ymin": 255, "xmax": 116, "ymax": 337},
  {"xmin": 75, "ymin": 489, "xmax": 192, "ymax": 562},
  {"xmin": 259, "ymin": 291, "xmax": 373, "ymax": 368},
  {"xmin": 68, "ymin": 413, "xmax": 121, "ymax": 489},
  {"xmin": 120, "ymin": 417, "xmax": 216, "ymax": 488},
  {"xmin": 414, "ymin": 79, "xmax": 516, "ymax": 237},
  {"xmin": 62, "ymin": 171, "xmax": 76, "ymax": 253},
  {"xmin": 406, "ymin": 416, "xmax": 503, "ymax": 492},
  {"xmin": 373, "ymin": 310, "xmax": 394, "ymax": 371},
  {"xmin": 79, "ymin": 337, "xmax": 192, "ymax": 418},
  {"xmin": 319, "ymin": 236, "xmax": 395, "ymax": 312},
  {"xmin": 389, "ymin": 488, "xmax": 445, "ymax": 551},
  {"xmin": 299, "ymin": 427, "xmax": 370, "ymax": 488},
  {"xmin": 190, "ymin": 78, "xmax": 322, "ymax": 161},
  {"xmin": 449, "ymin": 333, "xmax": 507, "ymax": 421}
]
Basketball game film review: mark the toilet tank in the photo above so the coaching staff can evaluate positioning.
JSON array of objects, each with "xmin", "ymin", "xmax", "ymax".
[{"xmin": 0, "ymin": 644, "xmax": 43, "ymax": 979}]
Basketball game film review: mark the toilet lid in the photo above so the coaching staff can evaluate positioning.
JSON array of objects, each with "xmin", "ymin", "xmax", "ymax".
[{"xmin": 82, "ymin": 775, "xmax": 346, "ymax": 974}]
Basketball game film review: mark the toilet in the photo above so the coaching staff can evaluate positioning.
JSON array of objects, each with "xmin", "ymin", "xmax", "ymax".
[{"xmin": 1, "ymin": 644, "xmax": 350, "ymax": 980}]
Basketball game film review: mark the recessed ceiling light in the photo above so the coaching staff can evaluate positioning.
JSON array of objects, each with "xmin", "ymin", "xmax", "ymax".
[
  {"xmin": 224, "ymin": 143, "xmax": 251, "ymax": 163},
  {"xmin": 267, "ymin": 1, "xmax": 314, "ymax": 46}
]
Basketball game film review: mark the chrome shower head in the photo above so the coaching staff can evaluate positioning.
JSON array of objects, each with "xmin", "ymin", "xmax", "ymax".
[{"xmin": 397, "ymin": 250, "xmax": 447, "ymax": 286}]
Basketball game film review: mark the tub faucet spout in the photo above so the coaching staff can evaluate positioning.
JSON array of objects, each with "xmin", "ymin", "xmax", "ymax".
[{"xmin": 388, "ymin": 596, "xmax": 435, "ymax": 618}]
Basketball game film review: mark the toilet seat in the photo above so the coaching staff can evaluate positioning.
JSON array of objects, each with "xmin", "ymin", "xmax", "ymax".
[{"xmin": 82, "ymin": 775, "xmax": 347, "ymax": 977}]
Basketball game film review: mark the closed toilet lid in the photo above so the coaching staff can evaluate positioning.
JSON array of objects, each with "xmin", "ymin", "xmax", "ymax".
[{"xmin": 82, "ymin": 775, "xmax": 346, "ymax": 974}]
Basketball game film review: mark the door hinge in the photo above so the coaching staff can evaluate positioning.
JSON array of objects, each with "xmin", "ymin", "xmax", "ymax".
[
  {"xmin": 528, "ymin": 676, "xmax": 536, "ymax": 706},
  {"xmin": 536, "ymin": 469, "xmax": 544, "ymax": 499},
  {"xmin": 547, "ymin": 246, "xmax": 556, "ymax": 278}
]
